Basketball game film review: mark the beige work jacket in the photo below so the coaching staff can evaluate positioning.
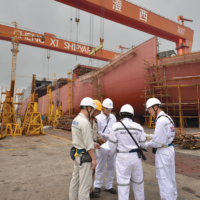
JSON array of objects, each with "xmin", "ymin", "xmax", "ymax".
[{"xmin": 71, "ymin": 113, "xmax": 94, "ymax": 151}]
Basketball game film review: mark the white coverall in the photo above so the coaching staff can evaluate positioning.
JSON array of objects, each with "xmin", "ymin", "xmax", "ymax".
[
  {"xmin": 94, "ymin": 112, "xmax": 117, "ymax": 190},
  {"xmin": 146, "ymin": 111, "xmax": 178, "ymax": 200},
  {"xmin": 108, "ymin": 118, "xmax": 147, "ymax": 200},
  {"xmin": 69, "ymin": 113, "xmax": 94, "ymax": 200}
]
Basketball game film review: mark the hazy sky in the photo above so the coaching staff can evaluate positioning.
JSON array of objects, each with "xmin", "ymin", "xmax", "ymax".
[{"xmin": 0, "ymin": 0, "xmax": 199, "ymax": 93}]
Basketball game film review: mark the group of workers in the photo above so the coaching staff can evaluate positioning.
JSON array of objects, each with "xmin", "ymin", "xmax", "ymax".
[{"xmin": 69, "ymin": 97, "xmax": 177, "ymax": 200}]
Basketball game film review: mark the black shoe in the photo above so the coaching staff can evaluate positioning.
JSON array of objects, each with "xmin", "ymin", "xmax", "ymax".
[
  {"xmin": 105, "ymin": 188, "xmax": 117, "ymax": 194},
  {"xmin": 90, "ymin": 191, "xmax": 100, "ymax": 198},
  {"xmin": 93, "ymin": 187, "xmax": 101, "ymax": 194}
]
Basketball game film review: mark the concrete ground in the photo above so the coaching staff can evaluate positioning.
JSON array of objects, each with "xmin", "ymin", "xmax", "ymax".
[{"xmin": 0, "ymin": 128, "xmax": 200, "ymax": 200}]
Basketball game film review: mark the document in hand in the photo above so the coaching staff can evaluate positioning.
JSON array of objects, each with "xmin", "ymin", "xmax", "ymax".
[{"xmin": 100, "ymin": 141, "xmax": 110, "ymax": 151}]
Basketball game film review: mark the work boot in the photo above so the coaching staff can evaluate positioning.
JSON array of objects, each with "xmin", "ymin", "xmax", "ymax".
[
  {"xmin": 105, "ymin": 188, "xmax": 117, "ymax": 194},
  {"xmin": 93, "ymin": 187, "xmax": 101, "ymax": 194},
  {"xmin": 90, "ymin": 191, "xmax": 100, "ymax": 198}
]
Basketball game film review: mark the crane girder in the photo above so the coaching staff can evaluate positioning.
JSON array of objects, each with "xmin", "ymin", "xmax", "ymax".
[
  {"xmin": 0, "ymin": 23, "xmax": 119, "ymax": 61},
  {"xmin": 56, "ymin": 0, "xmax": 194, "ymax": 55}
]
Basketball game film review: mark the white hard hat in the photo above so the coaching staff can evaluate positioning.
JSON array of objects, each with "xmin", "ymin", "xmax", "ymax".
[
  {"xmin": 80, "ymin": 97, "xmax": 97, "ymax": 109},
  {"xmin": 146, "ymin": 98, "xmax": 161, "ymax": 110},
  {"xmin": 102, "ymin": 98, "xmax": 113, "ymax": 109},
  {"xmin": 120, "ymin": 104, "xmax": 134, "ymax": 115}
]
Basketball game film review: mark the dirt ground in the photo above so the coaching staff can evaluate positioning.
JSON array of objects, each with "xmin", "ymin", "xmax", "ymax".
[{"xmin": 0, "ymin": 128, "xmax": 200, "ymax": 200}]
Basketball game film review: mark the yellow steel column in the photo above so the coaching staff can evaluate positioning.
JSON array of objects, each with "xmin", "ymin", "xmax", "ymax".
[
  {"xmin": 51, "ymin": 101, "xmax": 54, "ymax": 116},
  {"xmin": 49, "ymin": 87, "xmax": 52, "ymax": 116},
  {"xmin": 34, "ymin": 102, "xmax": 38, "ymax": 112}
]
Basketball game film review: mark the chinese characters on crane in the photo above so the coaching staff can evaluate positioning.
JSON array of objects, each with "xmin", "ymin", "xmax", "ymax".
[
  {"xmin": 139, "ymin": 9, "xmax": 148, "ymax": 22},
  {"xmin": 113, "ymin": 0, "xmax": 122, "ymax": 12}
]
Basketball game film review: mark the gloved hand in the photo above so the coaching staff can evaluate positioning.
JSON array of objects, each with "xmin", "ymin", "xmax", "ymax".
[{"xmin": 145, "ymin": 133, "xmax": 152, "ymax": 140}]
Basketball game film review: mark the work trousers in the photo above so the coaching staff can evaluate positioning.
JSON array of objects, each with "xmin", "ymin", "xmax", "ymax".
[
  {"xmin": 155, "ymin": 147, "xmax": 178, "ymax": 200},
  {"xmin": 69, "ymin": 156, "xmax": 92, "ymax": 200},
  {"xmin": 94, "ymin": 148, "xmax": 115, "ymax": 190},
  {"xmin": 116, "ymin": 153, "xmax": 144, "ymax": 200}
]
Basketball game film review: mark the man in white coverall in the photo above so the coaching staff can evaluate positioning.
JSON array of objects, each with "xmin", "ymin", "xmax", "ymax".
[
  {"xmin": 93, "ymin": 98, "xmax": 117, "ymax": 194},
  {"xmin": 69, "ymin": 97, "xmax": 98, "ymax": 200},
  {"xmin": 108, "ymin": 104, "xmax": 147, "ymax": 200},
  {"xmin": 145, "ymin": 98, "xmax": 177, "ymax": 200}
]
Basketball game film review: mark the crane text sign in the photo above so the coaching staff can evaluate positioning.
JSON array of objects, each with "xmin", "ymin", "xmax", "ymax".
[
  {"xmin": 13, "ymin": 30, "xmax": 92, "ymax": 54},
  {"xmin": 0, "ymin": 24, "xmax": 119, "ymax": 61},
  {"xmin": 113, "ymin": 0, "xmax": 122, "ymax": 12},
  {"xmin": 12, "ymin": 30, "xmax": 45, "ymax": 43},
  {"xmin": 177, "ymin": 27, "xmax": 185, "ymax": 35},
  {"xmin": 64, "ymin": 42, "xmax": 91, "ymax": 53},
  {"xmin": 139, "ymin": 9, "xmax": 148, "ymax": 22},
  {"xmin": 50, "ymin": 38, "xmax": 59, "ymax": 47}
]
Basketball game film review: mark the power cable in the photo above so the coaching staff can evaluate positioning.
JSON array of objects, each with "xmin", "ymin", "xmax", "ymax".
[
  {"xmin": 75, "ymin": 1, "xmax": 80, "ymax": 61},
  {"xmin": 47, "ymin": 50, "xmax": 50, "ymax": 80},
  {"xmin": 100, "ymin": 0, "xmax": 105, "ymax": 44},
  {"xmin": 43, "ymin": 49, "xmax": 46, "ymax": 77},
  {"xmin": 70, "ymin": 7, "xmax": 73, "ymax": 40},
  {"xmin": 89, "ymin": 14, "xmax": 94, "ymax": 66}
]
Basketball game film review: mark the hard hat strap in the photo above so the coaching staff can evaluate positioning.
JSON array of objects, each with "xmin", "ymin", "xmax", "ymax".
[
  {"xmin": 86, "ymin": 106, "xmax": 92, "ymax": 123},
  {"xmin": 152, "ymin": 105, "xmax": 158, "ymax": 117}
]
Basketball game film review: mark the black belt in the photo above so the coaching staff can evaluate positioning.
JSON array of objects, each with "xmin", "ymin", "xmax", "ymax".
[{"xmin": 118, "ymin": 149, "xmax": 138, "ymax": 153}]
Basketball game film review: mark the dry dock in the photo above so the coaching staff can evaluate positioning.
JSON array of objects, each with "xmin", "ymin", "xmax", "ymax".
[{"xmin": 0, "ymin": 128, "xmax": 200, "ymax": 200}]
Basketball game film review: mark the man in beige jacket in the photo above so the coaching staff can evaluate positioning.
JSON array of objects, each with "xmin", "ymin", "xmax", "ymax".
[{"xmin": 69, "ymin": 97, "xmax": 98, "ymax": 200}]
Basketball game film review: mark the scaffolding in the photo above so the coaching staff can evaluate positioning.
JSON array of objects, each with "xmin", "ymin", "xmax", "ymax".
[
  {"xmin": 15, "ymin": 88, "xmax": 25, "ymax": 117},
  {"xmin": 0, "ymin": 87, "xmax": 9, "ymax": 108},
  {"xmin": 18, "ymin": 89, "xmax": 25, "ymax": 116},
  {"xmin": 143, "ymin": 38, "xmax": 200, "ymax": 131}
]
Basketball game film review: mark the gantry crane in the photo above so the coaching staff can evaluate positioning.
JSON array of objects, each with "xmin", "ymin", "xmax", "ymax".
[
  {"xmin": 56, "ymin": 0, "xmax": 194, "ymax": 55},
  {"xmin": 0, "ymin": 21, "xmax": 45, "ymax": 135}
]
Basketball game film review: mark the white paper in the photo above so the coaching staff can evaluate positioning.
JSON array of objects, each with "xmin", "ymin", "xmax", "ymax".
[{"xmin": 100, "ymin": 141, "xmax": 110, "ymax": 151}]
